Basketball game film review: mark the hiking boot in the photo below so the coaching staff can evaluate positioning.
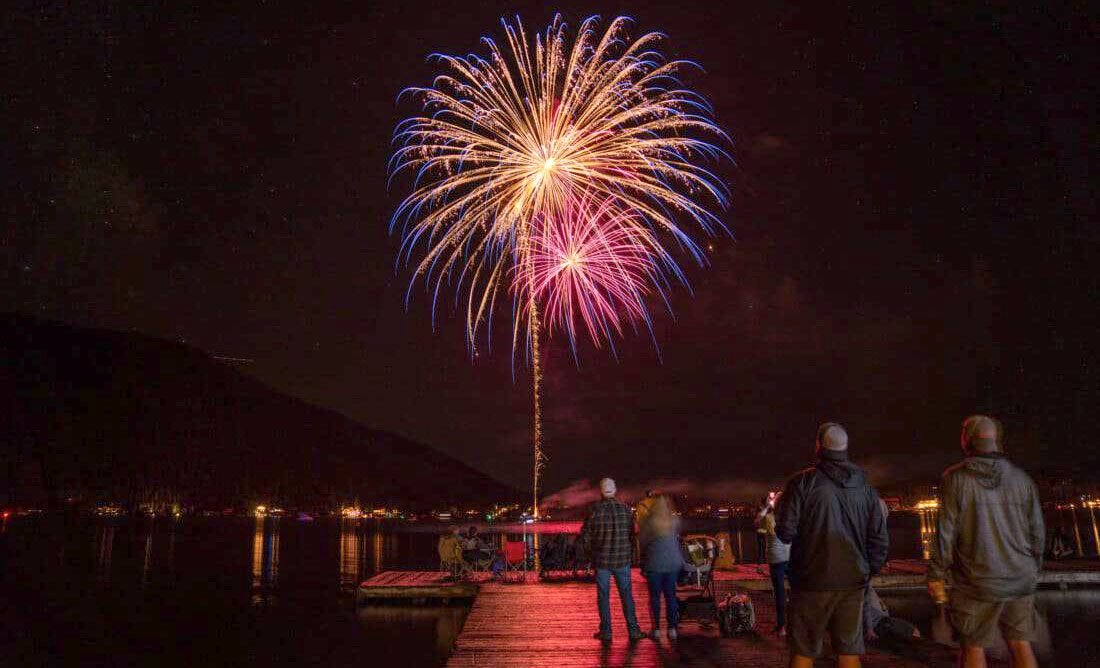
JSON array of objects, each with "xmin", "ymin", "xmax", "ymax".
[
  {"xmin": 667, "ymin": 627, "xmax": 678, "ymax": 640},
  {"xmin": 593, "ymin": 631, "xmax": 612, "ymax": 641},
  {"xmin": 628, "ymin": 628, "xmax": 647, "ymax": 642}
]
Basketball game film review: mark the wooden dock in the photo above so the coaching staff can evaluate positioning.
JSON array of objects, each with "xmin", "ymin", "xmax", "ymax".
[
  {"xmin": 356, "ymin": 570, "xmax": 484, "ymax": 605},
  {"xmin": 357, "ymin": 560, "xmax": 1100, "ymax": 666},
  {"xmin": 445, "ymin": 569, "xmax": 959, "ymax": 668}
]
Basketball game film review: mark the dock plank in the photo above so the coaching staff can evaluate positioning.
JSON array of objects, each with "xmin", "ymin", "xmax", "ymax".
[{"xmin": 447, "ymin": 569, "xmax": 957, "ymax": 668}]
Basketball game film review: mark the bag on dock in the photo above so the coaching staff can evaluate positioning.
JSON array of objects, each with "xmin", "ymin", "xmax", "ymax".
[{"xmin": 717, "ymin": 592, "xmax": 756, "ymax": 636}]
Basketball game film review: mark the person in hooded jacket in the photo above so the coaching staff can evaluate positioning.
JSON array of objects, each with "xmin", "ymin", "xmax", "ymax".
[
  {"xmin": 927, "ymin": 415, "xmax": 1044, "ymax": 668},
  {"xmin": 775, "ymin": 422, "xmax": 889, "ymax": 668}
]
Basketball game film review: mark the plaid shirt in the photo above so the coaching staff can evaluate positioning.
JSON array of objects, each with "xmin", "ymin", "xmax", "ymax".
[{"xmin": 580, "ymin": 497, "xmax": 635, "ymax": 569}]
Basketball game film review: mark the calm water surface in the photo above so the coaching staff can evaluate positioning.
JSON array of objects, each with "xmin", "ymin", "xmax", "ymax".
[
  {"xmin": 2, "ymin": 516, "xmax": 463, "ymax": 667},
  {"xmin": 2, "ymin": 515, "xmax": 1097, "ymax": 666}
]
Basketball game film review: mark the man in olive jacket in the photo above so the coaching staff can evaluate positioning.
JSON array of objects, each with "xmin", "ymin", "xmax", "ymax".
[
  {"xmin": 928, "ymin": 415, "xmax": 1044, "ymax": 668},
  {"xmin": 775, "ymin": 423, "xmax": 889, "ymax": 668}
]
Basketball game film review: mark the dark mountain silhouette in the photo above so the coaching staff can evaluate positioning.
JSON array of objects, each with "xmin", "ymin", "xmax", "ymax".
[{"xmin": 0, "ymin": 314, "xmax": 520, "ymax": 510}]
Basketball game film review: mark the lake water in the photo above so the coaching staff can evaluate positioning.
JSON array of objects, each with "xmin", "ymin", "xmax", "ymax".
[
  {"xmin": 1, "ymin": 516, "xmax": 463, "ymax": 667},
  {"xmin": 2, "ymin": 515, "xmax": 1097, "ymax": 666}
]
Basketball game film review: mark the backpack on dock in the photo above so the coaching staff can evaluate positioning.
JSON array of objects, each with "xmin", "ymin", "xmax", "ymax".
[{"xmin": 717, "ymin": 592, "xmax": 756, "ymax": 636}]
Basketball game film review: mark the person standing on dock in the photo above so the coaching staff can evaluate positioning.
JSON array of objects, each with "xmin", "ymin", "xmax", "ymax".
[
  {"xmin": 775, "ymin": 422, "xmax": 889, "ymax": 668},
  {"xmin": 754, "ymin": 494, "xmax": 772, "ymax": 571},
  {"xmin": 760, "ymin": 492, "xmax": 791, "ymax": 636},
  {"xmin": 639, "ymin": 494, "xmax": 682, "ymax": 639},
  {"xmin": 579, "ymin": 477, "xmax": 645, "ymax": 641},
  {"xmin": 635, "ymin": 489, "xmax": 657, "ymax": 532},
  {"xmin": 927, "ymin": 415, "xmax": 1045, "ymax": 668}
]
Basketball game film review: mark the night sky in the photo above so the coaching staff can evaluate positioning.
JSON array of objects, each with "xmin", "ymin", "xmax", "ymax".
[{"xmin": 3, "ymin": 2, "xmax": 1095, "ymax": 494}]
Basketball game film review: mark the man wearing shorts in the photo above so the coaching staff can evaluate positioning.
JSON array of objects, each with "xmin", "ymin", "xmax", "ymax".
[
  {"xmin": 775, "ymin": 423, "xmax": 889, "ymax": 668},
  {"xmin": 928, "ymin": 415, "xmax": 1045, "ymax": 668}
]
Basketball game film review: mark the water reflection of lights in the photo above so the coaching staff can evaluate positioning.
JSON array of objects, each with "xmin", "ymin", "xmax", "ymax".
[
  {"xmin": 372, "ymin": 531, "xmax": 384, "ymax": 573},
  {"xmin": 915, "ymin": 502, "xmax": 939, "ymax": 561},
  {"xmin": 251, "ymin": 516, "xmax": 280, "ymax": 605},
  {"xmin": 340, "ymin": 521, "xmax": 365, "ymax": 590},
  {"xmin": 252, "ymin": 518, "xmax": 264, "ymax": 589},
  {"xmin": 142, "ymin": 529, "xmax": 154, "ymax": 590},
  {"xmin": 95, "ymin": 525, "xmax": 116, "ymax": 584},
  {"xmin": 1087, "ymin": 500, "xmax": 1100, "ymax": 557}
]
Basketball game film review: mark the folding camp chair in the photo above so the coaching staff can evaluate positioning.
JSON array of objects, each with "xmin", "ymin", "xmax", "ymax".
[{"xmin": 500, "ymin": 539, "xmax": 528, "ymax": 583}]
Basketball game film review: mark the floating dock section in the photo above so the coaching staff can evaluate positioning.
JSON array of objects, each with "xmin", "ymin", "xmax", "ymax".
[{"xmin": 356, "ymin": 571, "xmax": 484, "ymax": 605}]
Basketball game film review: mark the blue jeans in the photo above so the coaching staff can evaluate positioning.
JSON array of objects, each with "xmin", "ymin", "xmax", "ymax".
[
  {"xmin": 595, "ymin": 566, "xmax": 641, "ymax": 633},
  {"xmin": 645, "ymin": 570, "xmax": 679, "ymax": 629},
  {"xmin": 769, "ymin": 561, "xmax": 789, "ymax": 627}
]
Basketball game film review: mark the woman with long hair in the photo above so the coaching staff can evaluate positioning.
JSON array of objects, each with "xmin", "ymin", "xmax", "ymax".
[{"xmin": 639, "ymin": 496, "xmax": 683, "ymax": 639}]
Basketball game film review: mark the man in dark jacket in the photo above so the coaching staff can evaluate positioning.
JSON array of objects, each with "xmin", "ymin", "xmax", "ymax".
[
  {"xmin": 927, "ymin": 415, "xmax": 1044, "ymax": 668},
  {"xmin": 775, "ymin": 423, "xmax": 889, "ymax": 668},
  {"xmin": 578, "ymin": 477, "xmax": 645, "ymax": 641}
]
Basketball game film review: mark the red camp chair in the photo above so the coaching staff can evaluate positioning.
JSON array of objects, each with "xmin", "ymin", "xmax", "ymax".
[{"xmin": 500, "ymin": 540, "xmax": 528, "ymax": 583}]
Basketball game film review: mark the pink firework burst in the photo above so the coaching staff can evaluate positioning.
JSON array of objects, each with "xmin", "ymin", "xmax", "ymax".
[{"xmin": 513, "ymin": 194, "xmax": 673, "ymax": 351}]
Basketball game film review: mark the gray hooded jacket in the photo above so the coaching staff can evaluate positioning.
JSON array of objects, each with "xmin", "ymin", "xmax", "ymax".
[{"xmin": 928, "ymin": 454, "xmax": 1045, "ymax": 600}]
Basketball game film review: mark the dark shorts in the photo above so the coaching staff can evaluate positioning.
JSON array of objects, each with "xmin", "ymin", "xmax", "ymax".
[
  {"xmin": 788, "ymin": 588, "xmax": 865, "ymax": 658},
  {"xmin": 948, "ymin": 589, "xmax": 1039, "ymax": 648}
]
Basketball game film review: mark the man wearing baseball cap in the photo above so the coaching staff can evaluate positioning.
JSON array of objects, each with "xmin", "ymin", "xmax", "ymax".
[
  {"xmin": 928, "ymin": 415, "xmax": 1045, "ymax": 668},
  {"xmin": 579, "ymin": 477, "xmax": 645, "ymax": 641}
]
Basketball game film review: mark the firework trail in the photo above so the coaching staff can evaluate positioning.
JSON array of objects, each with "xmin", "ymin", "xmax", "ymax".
[{"xmin": 390, "ymin": 14, "xmax": 730, "ymax": 516}]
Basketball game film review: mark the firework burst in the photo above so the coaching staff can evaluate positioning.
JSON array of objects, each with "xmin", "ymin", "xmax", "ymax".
[
  {"xmin": 390, "ymin": 13, "xmax": 729, "ymax": 349},
  {"xmin": 513, "ymin": 192, "xmax": 670, "ymax": 354}
]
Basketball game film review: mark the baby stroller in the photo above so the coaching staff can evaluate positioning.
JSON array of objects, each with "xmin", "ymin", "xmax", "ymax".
[
  {"xmin": 676, "ymin": 534, "xmax": 721, "ymax": 626},
  {"xmin": 679, "ymin": 534, "xmax": 719, "ymax": 599}
]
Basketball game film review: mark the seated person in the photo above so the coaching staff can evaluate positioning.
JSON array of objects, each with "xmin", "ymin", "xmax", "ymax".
[
  {"xmin": 462, "ymin": 526, "xmax": 491, "ymax": 564},
  {"xmin": 539, "ymin": 534, "xmax": 570, "ymax": 571},
  {"xmin": 490, "ymin": 550, "xmax": 507, "ymax": 578},
  {"xmin": 864, "ymin": 585, "xmax": 921, "ymax": 642},
  {"xmin": 439, "ymin": 526, "xmax": 464, "ymax": 573}
]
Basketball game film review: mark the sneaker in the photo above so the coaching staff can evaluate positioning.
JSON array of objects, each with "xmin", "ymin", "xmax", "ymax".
[
  {"xmin": 667, "ymin": 627, "xmax": 678, "ymax": 640},
  {"xmin": 593, "ymin": 631, "xmax": 612, "ymax": 641},
  {"xmin": 628, "ymin": 628, "xmax": 647, "ymax": 641},
  {"xmin": 773, "ymin": 625, "xmax": 786, "ymax": 637},
  {"xmin": 649, "ymin": 628, "xmax": 662, "ymax": 640}
]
